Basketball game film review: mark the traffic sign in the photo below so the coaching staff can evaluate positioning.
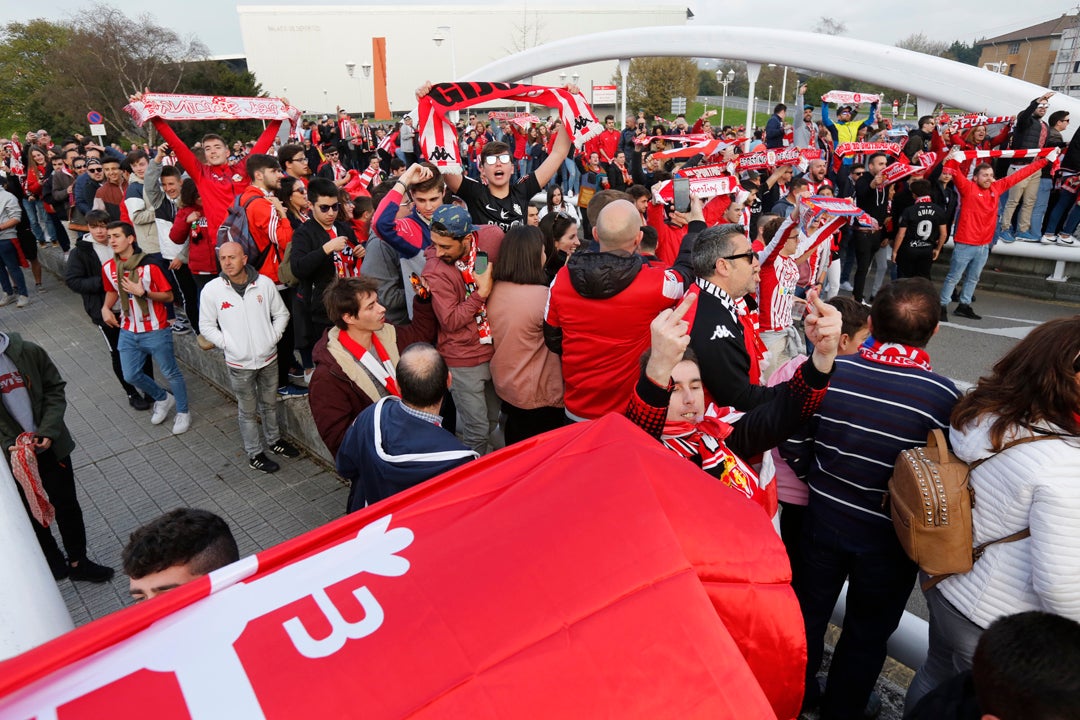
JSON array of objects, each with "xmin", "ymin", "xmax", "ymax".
[
  {"xmin": 87, "ymin": 111, "xmax": 103, "ymax": 125},
  {"xmin": 89, "ymin": 124, "xmax": 107, "ymax": 137},
  {"xmin": 671, "ymin": 97, "xmax": 687, "ymax": 115}
]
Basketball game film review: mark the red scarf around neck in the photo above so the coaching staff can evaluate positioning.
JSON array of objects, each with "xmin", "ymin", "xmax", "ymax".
[
  {"xmin": 337, "ymin": 330, "xmax": 400, "ymax": 397},
  {"xmin": 859, "ymin": 338, "xmax": 932, "ymax": 372}
]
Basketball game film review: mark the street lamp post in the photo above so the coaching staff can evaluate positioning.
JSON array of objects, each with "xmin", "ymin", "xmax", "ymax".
[
  {"xmin": 433, "ymin": 26, "xmax": 457, "ymax": 80},
  {"xmin": 745, "ymin": 62, "xmax": 761, "ymax": 145},
  {"xmin": 718, "ymin": 69, "xmax": 734, "ymax": 128},
  {"xmin": 768, "ymin": 84, "xmax": 773, "ymax": 109}
]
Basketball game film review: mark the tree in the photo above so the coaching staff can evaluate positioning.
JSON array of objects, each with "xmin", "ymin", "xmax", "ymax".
[
  {"xmin": 896, "ymin": 33, "xmax": 950, "ymax": 57},
  {"xmin": 698, "ymin": 68, "xmax": 721, "ymax": 96},
  {"xmin": 622, "ymin": 57, "xmax": 699, "ymax": 119},
  {"xmin": 169, "ymin": 61, "xmax": 266, "ymax": 145},
  {"xmin": 813, "ymin": 17, "xmax": 847, "ymax": 36},
  {"xmin": 945, "ymin": 40, "xmax": 981, "ymax": 66},
  {"xmin": 0, "ymin": 20, "xmax": 73, "ymax": 136}
]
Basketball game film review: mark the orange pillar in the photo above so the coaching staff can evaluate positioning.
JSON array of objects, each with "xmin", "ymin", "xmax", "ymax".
[{"xmin": 372, "ymin": 37, "xmax": 391, "ymax": 120}]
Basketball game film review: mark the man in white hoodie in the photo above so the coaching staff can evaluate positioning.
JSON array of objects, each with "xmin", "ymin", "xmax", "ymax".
[{"xmin": 199, "ymin": 241, "xmax": 300, "ymax": 473}]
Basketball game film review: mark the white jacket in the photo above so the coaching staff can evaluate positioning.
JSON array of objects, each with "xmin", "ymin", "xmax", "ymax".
[
  {"xmin": 938, "ymin": 414, "xmax": 1080, "ymax": 628},
  {"xmin": 199, "ymin": 269, "xmax": 289, "ymax": 370}
]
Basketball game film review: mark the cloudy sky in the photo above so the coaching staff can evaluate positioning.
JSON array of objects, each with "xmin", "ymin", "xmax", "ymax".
[{"xmin": 1, "ymin": 1, "xmax": 1073, "ymax": 56}]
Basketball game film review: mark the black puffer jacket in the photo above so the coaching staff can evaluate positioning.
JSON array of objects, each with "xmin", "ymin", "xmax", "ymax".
[{"xmin": 65, "ymin": 236, "xmax": 108, "ymax": 324}]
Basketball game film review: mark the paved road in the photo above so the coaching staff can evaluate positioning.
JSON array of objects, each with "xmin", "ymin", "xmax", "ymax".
[{"xmin": 0, "ymin": 250, "xmax": 347, "ymax": 626}]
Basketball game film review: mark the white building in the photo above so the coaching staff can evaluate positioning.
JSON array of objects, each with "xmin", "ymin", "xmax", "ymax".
[
  {"xmin": 1050, "ymin": 23, "xmax": 1080, "ymax": 100},
  {"xmin": 237, "ymin": 3, "xmax": 689, "ymax": 118}
]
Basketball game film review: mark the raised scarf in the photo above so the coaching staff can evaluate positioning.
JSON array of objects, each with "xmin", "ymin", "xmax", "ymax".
[
  {"xmin": 456, "ymin": 240, "xmax": 492, "ymax": 345},
  {"xmin": 822, "ymin": 90, "xmax": 880, "ymax": 105},
  {"xmin": 416, "ymin": 82, "xmax": 602, "ymax": 173},
  {"xmin": 859, "ymin": 337, "xmax": 932, "ymax": 372},
  {"xmin": 337, "ymin": 330, "xmax": 400, "ymax": 397},
  {"xmin": 124, "ymin": 93, "xmax": 301, "ymax": 132},
  {"xmin": 115, "ymin": 252, "xmax": 149, "ymax": 319}
]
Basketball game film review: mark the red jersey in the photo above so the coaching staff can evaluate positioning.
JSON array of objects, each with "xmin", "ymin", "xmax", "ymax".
[{"xmin": 102, "ymin": 259, "xmax": 172, "ymax": 333}]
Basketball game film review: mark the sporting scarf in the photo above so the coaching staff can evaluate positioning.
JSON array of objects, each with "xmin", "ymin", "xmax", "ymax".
[
  {"xmin": 952, "ymin": 147, "xmax": 1056, "ymax": 161},
  {"xmin": 831, "ymin": 142, "xmax": 902, "ymax": 172},
  {"xmin": 948, "ymin": 113, "xmax": 1013, "ymax": 132},
  {"xmin": 124, "ymin": 93, "xmax": 301, "ymax": 132},
  {"xmin": 734, "ymin": 146, "xmax": 805, "ymax": 171},
  {"xmin": 652, "ymin": 174, "xmax": 738, "ymax": 204},
  {"xmin": 115, "ymin": 252, "xmax": 150, "ymax": 319},
  {"xmin": 877, "ymin": 161, "xmax": 925, "ymax": 187},
  {"xmin": 378, "ymin": 130, "xmax": 399, "ymax": 155},
  {"xmin": 337, "ymin": 330, "xmax": 401, "ymax": 397},
  {"xmin": 633, "ymin": 133, "xmax": 711, "ymax": 147},
  {"xmin": 416, "ymin": 82, "xmax": 602, "ymax": 173},
  {"xmin": 821, "ymin": 90, "xmax": 880, "ymax": 105},
  {"xmin": 661, "ymin": 416, "xmax": 767, "ymax": 510},
  {"xmin": 327, "ymin": 226, "xmax": 361, "ymax": 278},
  {"xmin": 799, "ymin": 195, "xmax": 877, "ymax": 231},
  {"xmin": 687, "ymin": 281, "xmax": 767, "ymax": 386},
  {"xmin": 10, "ymin": 432, "xmax": 53, "ymax": 526},
  {"xmin": 652, "ymin": 138, "xmax": 738, "ymax": 160},
  {"xmin": 456, "ymin": 241, "xmax": 492, "ymax": 345},
  {"xmin": 859, "ymin": 337, "xmax": 932, "ymax": 372},
  {"xmin": 488, "ymin": 111, "xmax": 540, "ymax": 131}
]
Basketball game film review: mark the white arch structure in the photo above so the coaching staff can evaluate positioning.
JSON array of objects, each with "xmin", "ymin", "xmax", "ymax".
[{"xmin": 464, "ymin": 26, "xmax": 1077, "ymax": 137}]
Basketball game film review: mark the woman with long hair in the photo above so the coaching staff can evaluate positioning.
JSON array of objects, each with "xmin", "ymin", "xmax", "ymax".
[
  {"xmin": 275, "ymin": 176, "xmax": 310, "ymax": 230},
  {"xmin": 905, "ymin": 316, "xmax": 1080, "ymax": 711},
  {"xmin": 22, "ymin": 147, "xmax": 55, "ymax": 246},
  {"xmin": 538, "ymin": 211, "xmax": 580, "ymax": 283},
  {"xmin": 486, "ymin": 225, "xmax": 565, "ymax": 443},
  {"xmin": 538, "ymin": 185, "xmax": 580, "ymax": 223}
]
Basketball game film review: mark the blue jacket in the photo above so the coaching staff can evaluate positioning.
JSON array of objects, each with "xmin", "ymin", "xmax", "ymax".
[{"xmin": 338, "ymin": 397, "xmax": 476, "ymax": 511}]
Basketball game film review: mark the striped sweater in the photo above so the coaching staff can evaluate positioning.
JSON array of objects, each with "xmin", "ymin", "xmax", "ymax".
[{"xmin": 780, "ymin": 353, "xmax": 960, "ymax": 548}]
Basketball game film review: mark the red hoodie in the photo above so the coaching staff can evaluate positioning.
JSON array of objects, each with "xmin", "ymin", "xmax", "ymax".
[
  {"xmin": 944, "ymin": 156, "xmax": 1048, "ymax": 247},
  {"xmin": 150, "ymin": 117, "xmax": 282, "ymax": 240}
]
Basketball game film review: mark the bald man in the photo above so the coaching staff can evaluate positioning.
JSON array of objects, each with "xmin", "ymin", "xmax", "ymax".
[{"xmin": 544, "ymin": 198, "xmax": 702, "ymax": 420}]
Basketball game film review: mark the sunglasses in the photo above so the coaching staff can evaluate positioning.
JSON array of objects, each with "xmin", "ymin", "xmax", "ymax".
[
  {"xmin": 326, "ymin": 151, "xmax": 339, "ymax": 157},
  {"xmin": 316, "ymin": 203, "xmax": 340, "ymax": 213},
  {"xmin": 88, "ymin": 168, "xmax": 104, "ymax": 173},
  {"xmin": 483, "ymin": 153, "xmax": 512, "ymax": 165},
  {"xmin": 722, "ymin": 250, "xmax": 757, "ymax": 263},
  {"xmin": 73, "ymin": 164, "xmax": 86, "ymax": 169},
  {"xmin": 292, "ymin": 187, "xmax": 307, "ymax": 195}
]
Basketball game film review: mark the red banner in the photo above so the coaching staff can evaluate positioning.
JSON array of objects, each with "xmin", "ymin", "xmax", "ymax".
[{"xmin": 0, "ymin": 416, "xmax": 805, "ymax": 720}]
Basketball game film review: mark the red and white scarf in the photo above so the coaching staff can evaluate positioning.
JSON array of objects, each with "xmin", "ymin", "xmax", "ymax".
[
  {"xmin": 634, "ymin": 133, "xmax": 712, "ymax": 147},
  {"xmin": 327, "ymin": 226, "xmax": 361, "ymax": 278},
  {"xmin": 10, "ymin": 432, "xmax": 54, "ymax": 526},
  {"xmin": 124, "ymin": 93, "xmax": 301, "ymax": 131},
  {"xmin": 948, "ymin": 113, "xmax": 1013, "ymax": 132},
  {"xmin": 337, "ymin": 331, "xmax": 400, "ymax": 397},
  {"xmin": 417, "ymin": 82, "xmax": 602, "ymax": 173},
  {"xmin": 456, "ymin": 240, "xmax": 492, "ymax": 345},
  {"xmin": 822, "ymin": 90, "xmax": 880, "ymax": 105},
  {"xmin": 952, "ymin": 147, "xmax": 1056, "ymax": 161},
  {"xmin": 859, "ymin": 338, "xmax": 932, "ymax": 372},
  {"xmin": 831, "ymin": 142, "xmax": 903, "ymax": 172}
]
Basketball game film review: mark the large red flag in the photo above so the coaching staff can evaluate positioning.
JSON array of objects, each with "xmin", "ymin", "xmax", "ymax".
[{"xmin": 0, "ymin": 415, "xmax": 805, "ymax": 719}]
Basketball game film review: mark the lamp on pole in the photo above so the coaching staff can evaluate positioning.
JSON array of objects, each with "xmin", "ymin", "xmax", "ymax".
[
  {"xmin": 559, "ymin": 71, "xmax": 567, "ymax": 85},
  {"xmin": 768, "ymin": 84, "xmax": 773, "ymax": 109},
  {"xmin": 745, "ymin": 62, "xmax": 762, "ymax": 146},
  {"xmin": 433, "ymin": 26, "xmax": 457, "ymax": 80},
  {"xmin": 571, "ymin": 72, "xmax": 580, "ymax": 86},
  {"xmin": 718, "ymin": 69, "xmax": 734, "ymax": 128},
  {"xmin": 780, "ymin": 66, "xmax": 789, "ymax": 105}
]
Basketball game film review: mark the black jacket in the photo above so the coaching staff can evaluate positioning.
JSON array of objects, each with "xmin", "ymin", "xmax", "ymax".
[
  {"xmin": 290, "ymin": 219, "xmax": 357, "ymax": 329},
  {"xmin": 65, "ymin": 236, "xmax": 108, "ymax": 324}
]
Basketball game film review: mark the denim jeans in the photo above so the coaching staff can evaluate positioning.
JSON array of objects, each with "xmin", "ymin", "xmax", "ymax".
[
  {"xmin": 904, "ymin": 581, "xmax": 983, "ymax": 713},
  {"xmin": 1022, "ymin": 177, "xmax": 1053, "ymax": 237},
  {"xmin": 562, "ymin": 157, "xmax": 580, "ymax": 195},
  {"xmin": 0, "ymin": 238, "xmax": 28, "ymax": 296},
  {"xmin": 794, "ymin": 513, "xmax": 918, "ymax": 719},
  {"xmin": 21, "ymin": 198, "xmax": 52, "ymax": 244},
  {"xmin": 1045, "ymin": 188, "xmax": 1077, "ymax": 235},
  {"xmin": 939, "ymin": 243, "xmax": 989, "ymax": 306},
  {"xmin": 227, "ymin": 362, "xmax": 280, "ymax": 457},
  {"xmin": 448, "ymin": 361, "xmax": 501, "ymax": 455},
  {"xmin": 117, "ymin": 327, "xmax": 189, "ymax": 412}
]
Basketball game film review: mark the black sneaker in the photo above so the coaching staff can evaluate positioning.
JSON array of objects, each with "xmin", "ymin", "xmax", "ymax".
[
  {"xmin": 48, "ymin": 553, "xmax": 69, "ymax": 580},
  {"xmin": 954, "ymin": 303, "xmax": 981, "ymax": 320},
  {"xmin": 129, "ymin": 394, "xmax": 152, "ymax": 411},
  {"xmin": 940, "ymin": 304, "xmax": 948, "ymax": 322},
  {"xmin": 271, "ymin": 439, "xmax": 301, "ymax": 458},
  {"xmin": 68, "ymin": 558, "xmax": 115, "ymax": 583},
  {"xmin": 249, "ymin": 452, "xmax": 280, "ymax": 473}
]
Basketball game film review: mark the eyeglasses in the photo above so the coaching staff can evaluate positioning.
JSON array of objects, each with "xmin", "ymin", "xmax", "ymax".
[
  {"xmin": 483, "ymin": 153, "xmax": 512, "ymax": 165},
  {"xmin": 316, "ymin": 203, "xmax": 340, "ymax": 213},
  {"xmin": 288, "ymin": 156, "xmax": 307, "ymax": 163},
  {"xmin": 722, "ymin": 250, "xmax": 757, "ymax": 263}
]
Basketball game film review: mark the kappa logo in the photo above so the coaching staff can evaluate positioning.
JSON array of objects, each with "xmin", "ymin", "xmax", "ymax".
[
  {"xmin": 710, "ymin": 325, "xmax": 735, "ymax": 341},
  {"xmin": 221, "ymin": 301, "xmax": 234, "ymax": 310},
  {"xmin": 428, "ymin": 147, "xmax": 453, "ymax": 162},
  {"xmin": 573, "ymin": 116, "xmax": 590, "ymax": 133}
]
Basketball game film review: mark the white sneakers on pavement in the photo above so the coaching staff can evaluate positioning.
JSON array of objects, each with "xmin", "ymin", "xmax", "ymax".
[
  {"xmin": 172, "ymin": 412, "xmax": 191, "ymax": 435},
  {"xmin": 15, "ymin": 295, "xmax": 28, "ymax": 308},
  {"xmin": 0, "ymin": 294, "xmax": 15, "ymax": 307},
  {"xmin": 1056, "ymin": 234, "xmax": 1077, "ymax": 246},
  {"xmin": 150, "ymin": 393, "xmax": 176, "ymax": 425}
]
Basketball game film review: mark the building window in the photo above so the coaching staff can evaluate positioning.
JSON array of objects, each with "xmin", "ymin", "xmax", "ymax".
[
  {"xmin": 1074, "ymin": 61, "xmax": 1080, "ymax": 73},
  {"xmin": 1007, "ymin": 41, "xmax": 1020, "ymax": 54},
  {"xmin": 1008, "ymin": 64, "xmax": 1016, "ymax": 76}
]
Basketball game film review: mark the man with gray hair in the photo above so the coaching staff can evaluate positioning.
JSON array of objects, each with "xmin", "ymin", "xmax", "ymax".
[
  {"xmin": 544, "ymin": 198, "xmax": 700, "ymax": 421},
  {"xmin": 337, "ymin": 343, "xmax": 476, "ymax": 511}
]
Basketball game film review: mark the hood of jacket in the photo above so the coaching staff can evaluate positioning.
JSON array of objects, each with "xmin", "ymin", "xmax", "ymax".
[
  {"xmin": 952, "ymin": 413, "xmax": 1066, "ymax": 465},
  {"xmin": 218, "ymin": 265, "xmax": 259, "ymax": 286},
  {"xmin": 565, "ymin": 250, "xmax": 643, "ymax": 300}
]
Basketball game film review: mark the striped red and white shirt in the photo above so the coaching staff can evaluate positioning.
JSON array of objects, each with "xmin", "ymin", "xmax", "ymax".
[{"xmin": 102, "ymin": 260, "xmax": 172, "ymax": 333}]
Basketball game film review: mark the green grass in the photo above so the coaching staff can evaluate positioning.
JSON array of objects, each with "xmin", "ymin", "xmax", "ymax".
[{"xmin": 659, "ymin": 101, "xmax": 772, "ymax": 130}]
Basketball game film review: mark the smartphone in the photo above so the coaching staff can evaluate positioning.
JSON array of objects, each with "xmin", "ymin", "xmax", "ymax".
[
  {"xmin": 672, "ymin": 177, "xmax": 691, "ymax": 213},
  {"xmin": 474, "ymin": 251, "xmax": 489, "ymax": 275}
]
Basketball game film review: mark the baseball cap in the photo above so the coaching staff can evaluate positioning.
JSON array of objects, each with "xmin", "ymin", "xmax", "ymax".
[
  {"xmin": 804, "ymin": 103, "xmax": 815, "ymax": 111},
  {"xmin": 430, "ymin": 205, "xmax": 474, "ymax": 238},
  {"xmin": 85, "ymin": 158, "xmax": 103, "ymax": 169}
]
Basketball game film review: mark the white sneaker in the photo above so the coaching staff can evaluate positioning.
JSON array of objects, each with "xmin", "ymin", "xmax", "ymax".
[
  {"xmin": 840, "ymin": 281, "xmax": 854, "ymax": 292},
  {"xmin": 15, "ymin": 295, "xmax": 28, "ymax": 308},
  {"xmin": 150, "ymin": 393, "xmax": 175, "ymax": 425},
  {"xmin": 1057, "ymin": 234, "xmax": 1076, "ymax": 246},
  {"xmin": 172, "ymin": 412, "xmax": 191, "ymax": 435},
  {"xmin": 0, "ymin": 294, "xmax": 15, "ymax": 307},
  {"xmin": 1042, "ymin": 234, "xmax": 1057, "ymax": 244}
]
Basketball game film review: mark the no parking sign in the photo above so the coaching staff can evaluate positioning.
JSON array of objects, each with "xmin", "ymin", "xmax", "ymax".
[{"xmin": 87, "ymin": 110, "xmax": 106, "ymax": 137}]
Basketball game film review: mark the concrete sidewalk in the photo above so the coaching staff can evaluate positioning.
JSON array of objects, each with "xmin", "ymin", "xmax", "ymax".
[{"xmin": 1, "ymin": 246, "xmax": 347, "ymax": 626}]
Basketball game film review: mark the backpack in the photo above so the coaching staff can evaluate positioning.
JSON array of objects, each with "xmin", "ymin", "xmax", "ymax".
[
  {"xmin": 887, "ymin": 428, "xmax": 1058, "ymax": 590},
  {"xmin": 276, "ymin": 240, "xmax": 298, "ymax": 288},
  {"xmin": 217, "ymin": 194, "xmax": 272, "ymax": 269}
]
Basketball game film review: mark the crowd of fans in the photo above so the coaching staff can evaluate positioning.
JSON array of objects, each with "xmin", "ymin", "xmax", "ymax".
[{"xmin": 0, "ymin": 78, "xmax": 1077, "ymax": 720}]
